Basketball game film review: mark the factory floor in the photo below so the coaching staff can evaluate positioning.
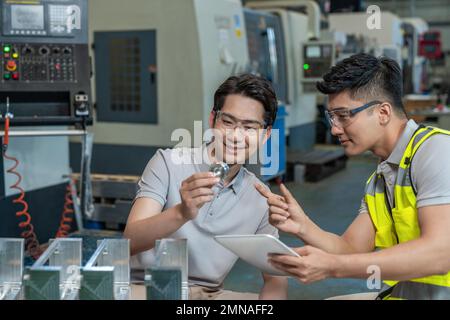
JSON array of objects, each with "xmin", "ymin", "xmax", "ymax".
[{"xmin": 223, "ymin": 153, "xmax": 380, "ymax": 300}]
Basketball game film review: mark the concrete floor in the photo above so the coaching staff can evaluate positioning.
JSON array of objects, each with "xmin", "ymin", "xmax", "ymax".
[{"xmin": 223, "ymin": 154, "xmax": 380, "ymax": 299}]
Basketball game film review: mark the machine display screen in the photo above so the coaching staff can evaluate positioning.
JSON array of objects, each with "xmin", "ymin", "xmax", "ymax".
[
  {"xmin": 306, "ymin": 45, "xmax": 321, "ymax": 58},
  {"xmin": 322, "ymin": 45, "xmax": 332, "ymax": 57},
  {"xmin": 11, "ymin": 5, "xmax": 45, "ymax": 30}
]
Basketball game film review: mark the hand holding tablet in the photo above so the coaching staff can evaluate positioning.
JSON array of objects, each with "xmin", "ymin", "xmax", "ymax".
[{"xmin": 214, "ymin": 234, "xmax": 300, "ymax": 276}]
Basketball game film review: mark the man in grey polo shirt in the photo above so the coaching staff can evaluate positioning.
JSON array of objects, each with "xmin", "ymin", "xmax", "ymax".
[
  {"xmin": 256, "ymin": 53, "xmax": 450, "ymax": 299},
  {"xmin": 124, "ymin": 74, "xmax": 288, "ymax": 300}
]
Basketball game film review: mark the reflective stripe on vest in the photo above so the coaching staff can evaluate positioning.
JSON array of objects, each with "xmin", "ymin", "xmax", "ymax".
[{"xmin": 365, "ymin": 126, "xmax": 450, "ymax": 300}]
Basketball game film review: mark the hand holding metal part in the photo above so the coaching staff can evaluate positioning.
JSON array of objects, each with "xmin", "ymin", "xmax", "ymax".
[{"xmin": 209, "ymin": 162, "xmax": 230, "ymax": 181}]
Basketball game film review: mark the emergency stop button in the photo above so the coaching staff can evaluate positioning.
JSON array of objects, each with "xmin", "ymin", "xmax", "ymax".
[{"xmin": 6, "ymin": 60, "xmax": 17, "ymax": 72}]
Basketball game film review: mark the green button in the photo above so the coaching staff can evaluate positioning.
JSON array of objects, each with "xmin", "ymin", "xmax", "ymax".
[
  {"xmin": 4, "ymin": 73, "xmax": 11, "ymax": 80},
  {"xmin": 303, "ymin": 63, "xmax": 310, "ymax": 71},
  {"xmin": 3, "ymin": 45, "xmax": 11, "ymax": 53}
]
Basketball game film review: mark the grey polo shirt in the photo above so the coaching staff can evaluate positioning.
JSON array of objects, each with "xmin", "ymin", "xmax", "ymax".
[
  {"xmin": 359, "ymin": 119, "xmax": 450, "ymax": 214},
  {"xmin": 131, "ymin": 145, "xmax": 278, "ymax": 288}
]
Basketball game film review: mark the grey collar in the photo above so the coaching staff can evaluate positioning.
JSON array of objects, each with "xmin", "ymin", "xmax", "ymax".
[{"xmin": 385, "ymin": 119, "xmax": 419, "ymax": 166}]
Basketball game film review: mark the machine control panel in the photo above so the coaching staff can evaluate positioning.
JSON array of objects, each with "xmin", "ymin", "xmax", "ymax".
[
  {"xmin": 2, "ymin": 43, "xmax": 77, "ymax": 82},
  {"xmin": 302, "ymin": 43, "xmax": 335, "ymax": 79},
  {"xmin": 301, "ymin": 42, "xmax": 335, "ymax": 92},
  {"xmin": 0, "ymin": 0, "xmax": 90, "ymax": 126}
]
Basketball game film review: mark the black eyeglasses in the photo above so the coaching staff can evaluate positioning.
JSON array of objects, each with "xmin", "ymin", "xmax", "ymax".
[{"xmin": 325, "ymin": 100, "xmax": 382, "ymax": 128}]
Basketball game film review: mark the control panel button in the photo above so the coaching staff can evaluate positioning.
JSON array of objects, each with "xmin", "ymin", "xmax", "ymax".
[
  {"xmin": 6, "ymin": 60, "xmax": 17, "ymax": 72},
  {"xmin": 22, "ymin": 46, "xmax": 34, "ymax": 55},
  {"xmin": 39, "ymin": 47, "xmax": 49, "ymax": 55}
]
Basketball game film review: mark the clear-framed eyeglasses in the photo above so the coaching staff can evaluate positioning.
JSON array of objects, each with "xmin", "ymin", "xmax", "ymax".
[{"xmin": 215, "ymin": 111, "xmax": 266, "ymax": 134}]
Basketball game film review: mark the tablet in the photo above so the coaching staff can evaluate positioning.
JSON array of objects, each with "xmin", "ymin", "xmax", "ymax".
[{"xmin": 214, "ymin": 234, "xmax": 300, "ymax": 276}]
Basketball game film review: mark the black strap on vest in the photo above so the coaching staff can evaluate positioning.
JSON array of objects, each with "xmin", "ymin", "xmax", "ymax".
[
  {"xmin": 376, "ymin": 285, "xmax": 395, "ymax": 300},
  {"xmin": 404, "ymin": 124, "xmax": 426, "ymax": 196},
  {"xmin": 402, "ymin": 124, "xmax": 425, "ymax": 167}
]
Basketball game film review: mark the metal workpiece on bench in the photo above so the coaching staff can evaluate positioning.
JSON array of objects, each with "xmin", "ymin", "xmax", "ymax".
[
  {"xmin": 146, "ymin": 238, "xmax": 189, "ymax": 300},
  {"xmin": 80, "ymin": 238, "xmax": 130, "ymax": 300},
  {"xmin": 23, "ymin": 238, "xmax": 82, "ymax": 300},
  {"xmin": 0, "ymin": 238, "xmax": 24, "ymax": 300}
]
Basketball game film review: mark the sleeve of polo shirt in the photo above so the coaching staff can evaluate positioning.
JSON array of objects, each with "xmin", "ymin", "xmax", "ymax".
[
  {"xmin": 411, "ymin": 134, "xmax": 450, "ymax": 208},
  {"xmin": 135, "ymin": 149, "xmax": 170, "ymax": 206},
  {"xmin": 358, "ymin": 197, "xmax": 369, "ymax": 215},
  {"xmin": 256, "ymin": 208, "xmax": 279, "ymax": 238}
]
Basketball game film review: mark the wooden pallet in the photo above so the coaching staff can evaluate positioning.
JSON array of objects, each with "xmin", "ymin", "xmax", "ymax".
[
  {"xmin": 71, "ymin": 173, "xmax": 139, "ymax": 200},
  {"xmin": 287, "ymin": 148, "xmax": 348, "ymax": 182},
  {"xmin": 71, "ymin": 173, "xmax": 139, "ymax": 227},
  {"xmin": 71, "ymin": 173, "xmax": 139, "ymax": 183}
]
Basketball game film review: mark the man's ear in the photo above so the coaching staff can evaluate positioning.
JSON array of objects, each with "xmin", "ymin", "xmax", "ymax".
[
  {"xmin": 378, "ymin": 102, "xmax": 392, "ymax": 125},
  {"xmin": 262, "ymin": 126, "xmax": 272, "ymax": 144},
  {"xmin": 209, "ymin": 110, "xmax": 216, "ymax": 128}
]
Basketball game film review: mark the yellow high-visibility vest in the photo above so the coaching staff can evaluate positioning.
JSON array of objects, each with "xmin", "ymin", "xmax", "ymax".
[{"xmin": 365, "ymin": 125, "xmax": 450, "ymax": 299}]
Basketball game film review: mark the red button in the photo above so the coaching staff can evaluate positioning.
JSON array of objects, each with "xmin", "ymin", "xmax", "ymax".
[
  {"xmin": 6, "ymin": 60, "xmax": 17, "ymax": 72},
  {"xmin": 12, "ymin": 72, "xmax": 19, "ymax": 80}
]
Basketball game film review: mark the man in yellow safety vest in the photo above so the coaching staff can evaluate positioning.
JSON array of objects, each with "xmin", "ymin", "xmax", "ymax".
[{"xmin": 256, "ymin": 53, "xmax": 450, "ymax": 300}]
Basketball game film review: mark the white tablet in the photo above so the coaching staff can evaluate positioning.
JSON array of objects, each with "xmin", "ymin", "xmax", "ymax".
[{"xmin": 214, "ymin": 234, "xmax": 300, "ymax": 276}]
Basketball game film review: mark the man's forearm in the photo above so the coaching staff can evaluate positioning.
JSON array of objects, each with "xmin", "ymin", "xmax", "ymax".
[
  {"xmin": 259, "ymin": 275, "xmax": 288, "ymax": 300},
  {"xmin": 125, "ymin": 204, "xmax": 188, "ymax": 255},
  {"xmin": 299, "ymin": 217, "xmax": 357, "ymax": 254},
  {"xmin": 334, "ymin": 238, "xmax": 450, "ymax": 281}
]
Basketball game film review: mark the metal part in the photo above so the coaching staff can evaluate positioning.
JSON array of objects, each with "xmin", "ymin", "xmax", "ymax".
[
  {"xmin": 209, "ymin": 162, "xmax": 230, "ymax": 181},
  {"xmin": 145, "ymin": 267, "xmax": 182, "ymax": 300},
  {"xmin": 151, "ymin": 238, "xmax": 188, "ymax": 300},
  {"xmin": 80, "ymin": 239, "xmax": 130, "ymax": 300},
  {"xmin": 0, "ymin": 129, "xmax": 87, "ymax": 137},
  {"xmin": 80, "ymin": 267, "xmax": 114, "ymax": 300},
  {"xmin": 80, "ymin": 132, "xmax": 94, "ymax": 219},
  {"xmin": 68, "ymin": 176, "xmax": 84, "ymax": 233},
  {"xmin": 0, "ymin": 238, "xmax": 24, "ymax": 300},
  {"xmin": 23, "ymin": 238, "xmax": 82, "ymax": 300},
  {"xmin": 5, "ymin": 96, "xmax": 12, "ymax": 119}
]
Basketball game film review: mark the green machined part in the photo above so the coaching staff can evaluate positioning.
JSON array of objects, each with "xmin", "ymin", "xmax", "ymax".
[
  {"xmin": 79, "ymin": 268, "xmax": 114, "ymax": 300},
  {"xmin": 145, "ymin": 267, "xmax": 181, "ymax": 300},
  {"xmin": 24, "ymin": 268, "xmax": 60, "ymax": 300}
]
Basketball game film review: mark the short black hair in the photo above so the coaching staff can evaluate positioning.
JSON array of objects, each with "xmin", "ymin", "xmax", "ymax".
[
  {"xmin": 316, "ymin": 53, "xmax": 406, "ymax": 117},
  {"xmin": 213, "ymin": 74, "xmax": 278, "ymax": 127}
]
